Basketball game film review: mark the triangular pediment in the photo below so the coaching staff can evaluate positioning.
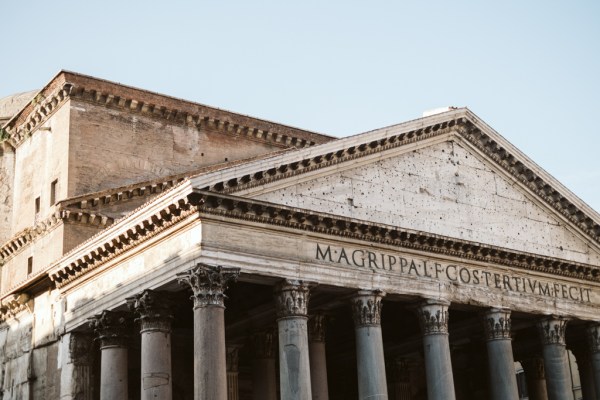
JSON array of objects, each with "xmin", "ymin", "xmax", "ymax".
[
  {"xmin": 248, "ymin": 137, "xmax": 600, "ymax": 264},
  {"xmin": 184, "ymin": 108, "xmax": 600, "ymax": 265}
]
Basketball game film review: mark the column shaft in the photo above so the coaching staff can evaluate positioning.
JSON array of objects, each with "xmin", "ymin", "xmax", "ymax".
[
  {"xmin": 538, "ymin": 317, "xmax": 574, "ymax": 400},
  {"xmin": 521, "ymin": 358, "xmax": 549, "ymax": 400},
  {"xmin": 227, "ymin": 345, "xmax": 242, "ymax": 400},
  {"xmin": 483, "ymin": 308, "xmax": 519, "ymax": 400},
  {"xmin": 178, "ymin": 263, "xmax": 240, "ymax": 400},
  {"xmin": 353, "ymin": 290, "xmax": 388, "ymax": 400},
  {"xmin": 252, "ymin": 330, "xmax": 278, "ymax": 400},
  {"xmin": 309, "ymin": 314, "xmax": 329, "ymax": 400},
  {"xmin": 416, "ymin": 300, "xmax": 455, "ymax": 400},
  {"xmin": 275, "ymin": 280, "xmax": 313, "ymax": 400},
  {"xmin": 587, "ymin": 324, "xmax": 600, "ymax": 400}
]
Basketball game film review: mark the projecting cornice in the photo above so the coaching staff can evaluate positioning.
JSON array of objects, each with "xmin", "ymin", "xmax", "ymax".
[
  {"xmin": 188, "ymin": 110, "xmax": 600, "ymax": 247},
  {"xmin": 1, "ymin": 71, "xmax": 333, "ymax": 149},
  {"xmin": 0, "ymin": 210, "xmax": 114, "ymax": 265}
]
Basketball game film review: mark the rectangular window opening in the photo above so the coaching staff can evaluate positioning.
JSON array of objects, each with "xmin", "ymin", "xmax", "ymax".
[
  {"xmin": 50, "ymin": 179, "xmax": 58, "ymax": 205},
  {"xmin": 27, "ymin": 257, "xmax": 33, "ymax": 276},
  {"xmin": 35, "ymin": 197, "xmax": 40, "ymax": 217}
]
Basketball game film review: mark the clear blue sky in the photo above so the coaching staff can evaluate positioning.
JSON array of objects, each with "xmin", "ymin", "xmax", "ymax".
[{"xmin": 2, "ymin": 1, "xmax": 599, "ymax": 211}]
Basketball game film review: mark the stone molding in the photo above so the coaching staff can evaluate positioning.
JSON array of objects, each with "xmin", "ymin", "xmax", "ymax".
[
  {"xmin": 482, "ymin": 308, "xmax": 512, "ymax": 341},
  {"xmin": 416, "ymin": 300, "xmax": 450, "ymax": 335},
  {"xmin": 0, "ymin": 293, "xmax": 32, "ymax": 322},
  {"xmin": 586, "ymin": 323, "xmax": 600, "ymax": 353},
  {"xmin": 177, "ymin": 263, "xmax": 240, "ymax": 309},
  {"xmin": 89, "ymin": 310, "xmax": 131, "ymax": 349},
  {"xmin": 0, "ymin": 209, "xmax": 113, "ymax": 265},
  {"xmin": 308, "ymin": 314, "xmax": 327, "ymax": 342},
  {"xmin": 3, "ymin": 76, "xmax": 329, "ymax": 150},
  {"xmin": 127, "ymin": 289, "xmax": 174, "ymax": 333},
  {"xmin": 253, "ymin": 329, "xmax": 277, "ymax": 359},
  {"xmin": 191, "ymin": 191, "xmax": 600, "ymax": 283},
  {"xmin": 352, "ymin": 290, "xmax": 384, "ymax": 328},
  {"xmin": 537, "ymin": 316, "xmax": 568, "ymax": 345},
  {"xmin": 521, "ymin": 357, "xmax": 545, "ymax": 380},
  {"xmin": 274, "ymin": 280, "xmax": 311, "ymax": 318}
]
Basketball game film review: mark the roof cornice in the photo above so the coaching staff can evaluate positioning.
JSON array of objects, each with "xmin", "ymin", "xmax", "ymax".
[{"xmin": 2, "ymin": 71, "xmax": 334, "ymax": 149}]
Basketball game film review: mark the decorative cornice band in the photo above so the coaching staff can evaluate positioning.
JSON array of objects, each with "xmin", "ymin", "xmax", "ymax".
[
  {"xmin": 0, "ymin": 210, "xmax": 114, "ymax": 264},
  {"xmin": 416, "ymin": 299, "xmax": 450, "ymax": 335},
  {"xmin": 0, "ymin": 293, "xmax": 32, "ymax": 322},
  {"xmin": 274, "ymin": 279, "xmax": 311, "ymax": 318},
  {"xmin": 48, "ymin": 196, "xmax": 196, "ymax": 288},
  {"xmin": 537, "ymin": 316, "xmax": 568, "ymax": 345},
  {"xmin": 482, "ymin": 308, "xmax": 512, "ymax": 341},
  {"xmin": 177, "ymin": 263, "xmax": 240, "ymax": 309},
  {"xmin": 191, "ymin": 191, "xmax": 600, "ymax": 283},
  {"xmin": 352, "ymin": 290, "xmax": 384, "ymax": 327}
]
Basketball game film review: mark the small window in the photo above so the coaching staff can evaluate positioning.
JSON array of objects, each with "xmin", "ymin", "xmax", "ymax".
[
  {"xmin": 50, "ymin": 179, "xmax": 58, "ymax": 205},
  {"xmin": 35, "ymin": 197, "xmax": 40, "ymax": 217},
  {"xmin": 27, "ymin": 257, "xmax": 33, "ymax": 276}
]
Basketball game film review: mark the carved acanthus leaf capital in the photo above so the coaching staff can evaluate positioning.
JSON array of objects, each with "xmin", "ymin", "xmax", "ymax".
[
  {"xmin": 586, "ymin": 323, "xmax": 600, "ymax": 353},
  {"xmin": 537, "ymin": 316, "xmax": 568, "ymax": 345},
  {"xmin": 274, "ymin": 280, "xmax": 311, "ymax": 318},
  {"xmin": 483, "ymin": 308, "xmax": 512, "ymax": 341},
  {"xmin": 416, "ymin": 300, "xmax": 450, "ymax": 335},
  {"xmin": 226, "ymin": 345, "xmax": 243, "ymax": 372},
  {"xmin": 177, "ymin": 263, "xmax": 240, "ymax": 308},
  {"xmin": 352, "ymin": 290, "xmax": 384, "ymax": 327},
  {"xmin": 308, "ymin": 314, "xmax": 327, "ymax": 342},
  {"xmin": 127, "ymin": 289, "xmax": 174, "ymax": 333},
  {"xmin": 88, "ymin": 310, "xmax": 131, "ymax": 349}
]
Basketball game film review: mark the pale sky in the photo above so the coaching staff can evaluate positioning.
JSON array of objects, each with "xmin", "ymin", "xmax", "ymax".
[{"xmin": 1, "ymin": 1, "xmax": 599, "ymax": 211}]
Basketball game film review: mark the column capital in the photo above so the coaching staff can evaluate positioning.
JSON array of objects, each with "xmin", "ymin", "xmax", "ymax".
[
  {"xmin": 416, "ymin": 299, "xmax": 450, "ymax": 335},
  {"xmin": 226, "ymin": 344, "xmax": 243, "ymax": 373},
  {"xmin": 352, "ymin": 290, "xmax": 385, "ymax": 328},
  {"xmin": 482, "ymin": 308, "xmax": 512, "ymax": 341},
  {"xmin": 88, "ymin": 310, "xmax": 131, "ymax": 349},
  {"xmin": 177, "ymin": 263, "xmax": 240, "ymax": 308},
  {"xmin": 586, "ymin": 323, "xmax": 600, "ymax": 353},
  {"xmin": 274, "ymin": 280, "xmax": 312, "ymax": 318},
  {"xmin": 67, "ymin": 332, "xmax": 94, "ymax": 366},
  {"xmin": 537, "ymin": 316, "xmax": 568, "ymax": 345},
  {"xmin": 308, "ymin": 313, "xmax": 327, "ymax": 342},
  {"xmin": 253, "ymin": 328, "xmax": 277, "ymax": 359},
  {"xmin": 127, "ymin": 289, "xmax": 174, "ymax": 333}
]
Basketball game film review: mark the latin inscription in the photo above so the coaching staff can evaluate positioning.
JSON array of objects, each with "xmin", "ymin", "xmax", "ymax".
[{"xmin": 315, "ymin": 243, "xmax": 593, "ymax": 303}]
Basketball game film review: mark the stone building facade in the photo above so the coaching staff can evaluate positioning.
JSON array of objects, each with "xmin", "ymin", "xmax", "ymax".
[{"xmin": 1, "ymin": 71, "xmax": 599, "ymax": 400}]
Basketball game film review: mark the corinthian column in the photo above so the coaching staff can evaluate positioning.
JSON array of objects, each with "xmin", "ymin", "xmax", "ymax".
[
  {"xmin": 178, "ymin": 263, "xmax": 240, "ymax": 400},
  {"xmin": 537, "ymin": 316, "xmax": 573, "ymax": 400},
  {"xmin": 309, "ymin": 314, "xmax": 329, "ymax": 400},
  {"xmin": 128, "ymin": 289, "xmax": 174, "ymax": 400},
  {"xmin": 352, "ymin": 290, "xmax": 388, "ymax": 400},
  {"xmin": 482, "ymin": 308, "xmax": 519, "ymax": 400},
  {"xmin": 226, "ymin": 344, "xmax": 243, "ymax": 400},
  {"xmin": 89, "ymin": 310, "xmax": 131, "ymax": 400},
  {"xmin": 416, "ymin": 299, "xmax": 455, "ymax": 400},
  {"xmin": 252, "ymin": 329, "xmax": 277, "ymax": 400},
  {"xmin": 274, "ymin": 280, "xmax": 313, "ymax": 400},
  {"xmin": 586, "ymin": 323, "xmax": 600, "ymax": 398},
  {"xmin": 520, "ymin": 357, "xmax": 548, "ymax": 400}
]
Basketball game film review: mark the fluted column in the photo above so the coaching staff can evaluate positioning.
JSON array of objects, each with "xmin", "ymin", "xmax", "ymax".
[
  {"xmin": 129, "ymin": 289, "xmax": 174, "ymax": 400},
  {"xmin": 89, "ymin": 310, "xmax": 131, "ymax": 400},
  {"xmin": 352, "ymin": 290, "xmax": 388, "ymax": 400},
  {"xmin": 252, "ymin": 329, "xmax": 278, "ymax": 400},
  {"xmin": 227, "ymin": 344, "xmax": 242, "ymax": 400},
  {"xmin": 587, "ymin": 324, "xmax": 600, "ymax": 399},
  {"xmin": 178, "ymin": 263, "xmax": 240, "ymax": 400},
  {"xmin": 308, "ymin": 314, "xmax": 329, "ymax": 400},
  {"xmin": 393, "ymin": 358, "xmax": 412, "ymax": 400},
  {"xmin": 416, "ymin": 299, "xmax": 455, "ymax": 400},
  {"xmin": 274, "ymin": 280, "xmax": 313, "ymax": 400},
  {"xmin": 537, "ymin": 316, "xmax": 574, "ymax": 400},
  {"xmin": 482, "ymin": 308, "xmax": 519, "ymax": 400},
  {"xmin": 521, "ymin": 357, "xmax": 549, "ymax": 400}
]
